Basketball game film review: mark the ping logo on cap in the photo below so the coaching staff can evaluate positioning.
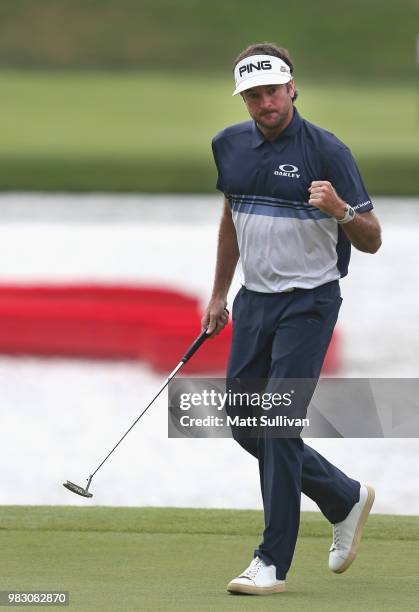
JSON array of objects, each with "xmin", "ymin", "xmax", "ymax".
[
  {"xmin": 239, "ymin": 59, "xmax": 272, "ymax": 77},
  {"xmin": 233, "ymin": 54, "xmax": 292, "ymax": 96}
]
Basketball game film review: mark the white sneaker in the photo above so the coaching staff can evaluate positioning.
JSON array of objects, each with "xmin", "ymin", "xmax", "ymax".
[
  {"xmin": 329, "ymin": 484, "xmax": 375, "ymax": 573},
  {"xmin": 227, "ymin": 556, "xmax": 285, "ymax": 595}
]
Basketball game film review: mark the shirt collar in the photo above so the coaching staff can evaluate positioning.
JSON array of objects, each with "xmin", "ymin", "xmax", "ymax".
[{"xmin": 251, "ymin": 106, "xmax": 303, "ymax": 149}]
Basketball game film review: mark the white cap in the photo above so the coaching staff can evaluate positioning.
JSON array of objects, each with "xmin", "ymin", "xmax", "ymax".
[{"xmin": 233, "ymin": 54, "xmax": 292, "ymax": 96}]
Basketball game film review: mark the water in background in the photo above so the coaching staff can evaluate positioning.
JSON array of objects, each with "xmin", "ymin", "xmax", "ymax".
[{"xmin": 0, "ymin": 194, "xmax": 418, "ymax": 514}]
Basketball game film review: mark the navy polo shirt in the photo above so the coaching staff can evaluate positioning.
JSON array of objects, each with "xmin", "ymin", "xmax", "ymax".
[{"xmin": 212, "ymin": 107, "xmax": 373, "ymax": 292}]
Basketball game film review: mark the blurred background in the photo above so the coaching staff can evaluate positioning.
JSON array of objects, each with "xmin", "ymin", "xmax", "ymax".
[{"xmin": 0, "ymin": 1, "xmax": 418, "ymax": 513}]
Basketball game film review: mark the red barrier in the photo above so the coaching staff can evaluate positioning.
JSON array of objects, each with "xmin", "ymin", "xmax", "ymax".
[
  {"xmin": 0, "ymin": 284, "xmax": 340, "ymax": 373},
  {"xmin": 0, "ymin": 284, "xmax": 197, "ymax": 305}
]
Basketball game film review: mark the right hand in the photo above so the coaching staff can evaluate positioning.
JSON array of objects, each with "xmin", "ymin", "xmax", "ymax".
[{"xmin": 201, "ymin": 298, "xmax": 229, "ymax": 338}]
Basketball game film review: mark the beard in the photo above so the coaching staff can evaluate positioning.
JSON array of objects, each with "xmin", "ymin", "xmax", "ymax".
[{"xmin": 256, "ymin": 110, "xmax": 287, "ymax": 130}]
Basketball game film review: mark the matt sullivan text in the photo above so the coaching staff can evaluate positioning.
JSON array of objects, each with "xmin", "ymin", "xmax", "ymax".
[{"xmin": 179, "ymin": 415, "xmax": 310, "ymax": 428}]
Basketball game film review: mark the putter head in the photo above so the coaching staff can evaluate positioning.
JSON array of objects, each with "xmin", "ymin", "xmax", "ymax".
[{"xmin": 63, "ymin": 480, "xmax": 93, "ymax": 498}]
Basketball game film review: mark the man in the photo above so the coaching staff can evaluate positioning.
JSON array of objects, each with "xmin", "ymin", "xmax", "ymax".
[{"xmin": 201, "ymin": 43, "xmax": 382, "ymax": 595}]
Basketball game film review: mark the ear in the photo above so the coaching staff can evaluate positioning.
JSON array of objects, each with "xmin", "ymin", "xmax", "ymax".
[{"xmin": 287, "ymin": 79, "xmax": 295, "ymax": 98}]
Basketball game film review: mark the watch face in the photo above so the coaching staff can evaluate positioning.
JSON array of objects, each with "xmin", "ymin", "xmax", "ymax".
[{"xmin": 337, "ymin": 205, "xmax": 355, "ymax": 224}]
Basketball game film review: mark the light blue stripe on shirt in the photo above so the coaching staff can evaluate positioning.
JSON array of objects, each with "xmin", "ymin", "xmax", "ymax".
[{"xmin": 230, "ymin": 195, "xmax": 329, "ymax": 221}]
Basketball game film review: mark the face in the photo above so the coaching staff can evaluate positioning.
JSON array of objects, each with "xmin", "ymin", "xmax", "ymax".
[{"xmin": 241, "ymin": 82, "xmax": 295, "ymax": 132}]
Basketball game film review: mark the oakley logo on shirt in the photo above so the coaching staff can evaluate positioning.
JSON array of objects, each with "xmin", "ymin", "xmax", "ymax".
[{"xmin": 274, "ymin": 164, "xmax": 300, "ymax": 179}]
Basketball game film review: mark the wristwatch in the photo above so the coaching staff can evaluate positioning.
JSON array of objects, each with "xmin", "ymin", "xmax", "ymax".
[{"xmin": 336, "ymin": 204, "xmax": 356, "ymax": 225}]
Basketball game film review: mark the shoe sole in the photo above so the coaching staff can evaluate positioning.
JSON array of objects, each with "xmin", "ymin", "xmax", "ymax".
[
  {"xmin": 227, "ymin": 582, "xmax": 285, "ymax": 595},
  {"xmin": 332, "ymin": 484, "xmax": 375, "ymax": 574}
]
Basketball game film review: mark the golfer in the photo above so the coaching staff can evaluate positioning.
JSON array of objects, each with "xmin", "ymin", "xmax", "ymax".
[{"xmin": 202, "ymin": 42, "xmax": 382, "ymax": 595}]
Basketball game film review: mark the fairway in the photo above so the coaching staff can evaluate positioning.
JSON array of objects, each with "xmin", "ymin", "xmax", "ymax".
[
  {"xmin": 0, "ymin": 506, "xmax": 418, "ymax": 611},
  {"xmin": 0, "ymin": 71, "xmax": 417, "ymax": 194}
]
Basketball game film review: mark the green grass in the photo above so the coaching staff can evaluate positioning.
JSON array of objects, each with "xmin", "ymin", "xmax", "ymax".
[
  {"xmin": 0, "ymin": 506, "xmax": 418, "ymax": 611},
  {"xmin": 1, "ymin": 70, "xmax": 418, "ymax": 194},
  {"xmin": 0, "ymin": 0, "xmax": 418, "ymax": 83}
]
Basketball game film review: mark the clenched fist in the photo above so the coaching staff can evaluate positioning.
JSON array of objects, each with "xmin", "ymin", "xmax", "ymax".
[{"xmin": 308, "ymin": 181, "xmax": 346, "ymax": 220}]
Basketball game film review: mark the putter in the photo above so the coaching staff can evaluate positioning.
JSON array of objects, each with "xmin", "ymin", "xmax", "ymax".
[{"xmin": 63, "ymin": 323, "xmax": 221, "ymax": 498}]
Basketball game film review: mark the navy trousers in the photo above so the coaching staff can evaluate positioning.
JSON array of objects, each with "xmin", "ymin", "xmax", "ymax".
[{"xmin": 227, "ymin": 280, "xmax": 360, "ymax": 580}]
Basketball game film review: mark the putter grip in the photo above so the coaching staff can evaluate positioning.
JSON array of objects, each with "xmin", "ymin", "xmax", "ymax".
[{"xmin": 181, "ymin": 329, "xmax": 209, "ymax": 363}]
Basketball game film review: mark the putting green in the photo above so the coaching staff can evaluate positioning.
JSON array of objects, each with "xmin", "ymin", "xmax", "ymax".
[{"xmin": 0, "ymin": 506, "xmax": 418, "ymax": 611}]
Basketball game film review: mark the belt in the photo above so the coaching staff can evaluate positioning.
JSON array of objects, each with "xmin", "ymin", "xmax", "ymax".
[{"xmin": 242, "ymin": 285, "xmax": 296, "ymax": 294}]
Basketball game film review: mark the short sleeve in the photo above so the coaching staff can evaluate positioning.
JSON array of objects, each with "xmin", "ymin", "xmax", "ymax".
[
  {"xmin": 211, "ymin": 139, "xmax": 225, "ymax": 194},
  {"xmin": 326, "ymin": 146, "xmax": 373, "ymax": 214}
]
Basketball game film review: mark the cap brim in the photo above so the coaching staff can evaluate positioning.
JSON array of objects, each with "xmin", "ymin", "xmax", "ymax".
[{"xmin": 233, "ymin": 74, "xmax": 292, "ymax": 96}]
